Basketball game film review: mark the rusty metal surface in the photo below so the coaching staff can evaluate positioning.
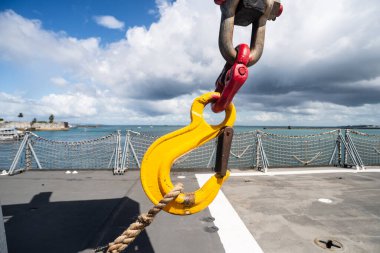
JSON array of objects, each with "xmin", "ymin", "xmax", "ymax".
[{"xmin": 214, "ymin": 127, "xmax": 234, "ymax": 177}]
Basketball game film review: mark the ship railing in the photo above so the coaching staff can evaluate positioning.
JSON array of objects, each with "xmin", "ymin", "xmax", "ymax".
[{"xmin": 2, "ymin": 129, "xmax": 379, "ymax": 176}]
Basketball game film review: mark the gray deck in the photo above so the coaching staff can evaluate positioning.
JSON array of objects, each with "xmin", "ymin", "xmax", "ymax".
[
  {"xmin": 223, "ymin": 168, "xmax": 380, "ymax": 253},
  {"xmin": 1, "ymin": 168, "xmax": 380, "ymax": 253},
  {"xmin": 0, "ymin": 170, "xmax": 223, "ymax": 253}
]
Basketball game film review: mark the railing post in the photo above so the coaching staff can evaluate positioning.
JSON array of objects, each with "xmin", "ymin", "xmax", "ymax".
[
  {"xmin": 8, "ymin": 132, "xmax": 29, "ymax": 175},
  {"xmin": 25, "ymin": 139, "xmax": 32, "ymax": 171},
  {"xmin": 113, "ymin": 130, "xmax": 123, "ymax": 175},
  {"xmin": 128, "ymin": 131, "xmax": 141, "ymax": 169},
  {"xmin": 337, "ymin": 129, "xmax": 342, "ymax": 166},
  {"xmin": 346, "ymin": 130, "xmax": 365, "ymax": 170},
  {"xmin": 120, "ymin": 130, "xmax": 131, "ymax": 174},
  {"xmin": 329, "ymin": 130, "xmax": 341, "ymax": 166},
  {"xmin": 344, "ymin": 129, "xmax": 348, "ymax": 166},
  {"xmin": 256, "ymin": 131, "xmax": 268, "ymax": 173},
  {"xmin": 255, "ymin": 131, "xmax": 260, "ymax": 170},
  {"xmin": 120, "ymin": 130, "xmax": 142, "ymax": 170}
]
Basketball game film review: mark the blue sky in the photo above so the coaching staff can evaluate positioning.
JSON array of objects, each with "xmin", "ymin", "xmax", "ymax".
[
  {"xmin": 0, "ymin": 0, "xmax": 379, "ymax": 126},
  {"xmin": 1, "ymin": 0, "xmax": 158, "ymax": 43},
  {"xmin": 0, "ymin": 0, "xmax": 161, "ymax": 100}
]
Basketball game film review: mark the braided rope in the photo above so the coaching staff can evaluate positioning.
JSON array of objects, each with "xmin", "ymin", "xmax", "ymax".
[
  {"xmin": 257, "ymin": 129, "xmax": 339, "ymax": 138},
  {"xmin": 349, "ymin": 130, "xmax": 380, "ymax": 137},
  {"xmin": 95, "ymin": 183, "xmax": 184, "ymax": 253}
]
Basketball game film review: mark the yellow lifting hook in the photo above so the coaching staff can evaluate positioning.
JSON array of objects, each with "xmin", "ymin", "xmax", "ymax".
[{"xmin": 140, "ymin": 92, "xmax": 236, "ymax": 215}]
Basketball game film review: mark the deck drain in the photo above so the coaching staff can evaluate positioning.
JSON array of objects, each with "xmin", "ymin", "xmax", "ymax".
[
  {"xmin": 201, "ymin": 216, "xmax": 215, "ymax": 222},
  {"xmin": 314, "ymin": 238, "xmax": 343, "ymax": 251},
  {"xmin": 204, "ymin": 225, "xmax": 219, "ymax": 233}
]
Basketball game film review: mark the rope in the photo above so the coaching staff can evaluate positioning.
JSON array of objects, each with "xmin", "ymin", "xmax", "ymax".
[
  {"xmin": 95, "ymin": 183, "xmax": 184, "ymax": 253},
  {"xmin": 230, "ymin": 144, "xmax": 253, "ymax": 158},
  {"xmin": 293, "ymin": 152, "xmax": 322, "ymax": 165}
]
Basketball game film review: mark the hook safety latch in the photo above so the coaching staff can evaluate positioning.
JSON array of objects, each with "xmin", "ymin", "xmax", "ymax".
[
  {"xmin": 140, "ymin": 92, "xmax": 236, "ymax": 215},
  {"xmin": 214, "ymin": 127, "xmax": 234, "ymax": 177}
]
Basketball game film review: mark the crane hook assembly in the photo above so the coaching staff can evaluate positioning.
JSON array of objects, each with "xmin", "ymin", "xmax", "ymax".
[{"xmin": 140, "ymin": 92, "xmax": 236, "ymax": 215}]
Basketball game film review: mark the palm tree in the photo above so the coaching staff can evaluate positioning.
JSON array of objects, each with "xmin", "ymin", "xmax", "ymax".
[
  {"xmin": 31, "ymin": 118, "xmax": 37, "ymax": 125},
  {"xmin": 49, "ymin": 114, "xmax": 54, "ymax": 123},
  {"xmin": 18, "ymin": 113, "xmax": 23, "ymax": 118}
]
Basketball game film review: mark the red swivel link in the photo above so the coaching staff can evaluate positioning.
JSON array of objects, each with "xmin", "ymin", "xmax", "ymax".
[
  {"xmin": 277, "ymin": 4, "xmax": 283, "ymax": 17},
  {"xmin": 214, "ymin": 0, "xmax": 226, "ymax": 5},
  {"xmin": 212, "ymin": 44, "xmax": 250, "ymax": 113}
]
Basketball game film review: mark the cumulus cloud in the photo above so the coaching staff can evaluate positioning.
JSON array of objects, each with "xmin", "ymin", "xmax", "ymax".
[
  {"xmin": 50, "ymin": 76, "xmax": 69, "ymax": 87},
  {"xmin": 0, "ymin": 0, "xmax": 379, "ymax": 126},
  {"xmin": 93, "ymin": 15, "xmax": 125, "ymax": 30}
]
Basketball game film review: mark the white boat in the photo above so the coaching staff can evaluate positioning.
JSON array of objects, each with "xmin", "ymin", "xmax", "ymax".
[{"xmin": 0, "ymin": 127, "xmax": 21, "ymax": 140}]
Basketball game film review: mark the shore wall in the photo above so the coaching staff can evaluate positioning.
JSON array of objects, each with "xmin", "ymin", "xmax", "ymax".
[{"xmin": 0, "ymin": 121, "xmax": 69, "ymax": 131}]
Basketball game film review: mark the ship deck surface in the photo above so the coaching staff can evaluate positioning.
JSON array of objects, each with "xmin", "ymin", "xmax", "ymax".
[{"xmin": 1, "ymin": 167, "xmax": 380, "ymax": 253}]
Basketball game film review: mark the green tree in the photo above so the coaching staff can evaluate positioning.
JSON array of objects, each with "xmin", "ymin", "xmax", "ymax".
[
  {"xmin": 31, "ymin": 118, "xmax": 37, "ymax": 125},
  {"xmin": 49, "ymin": 114, "xmax": 54, "ymax": 123},
  {"xmin": 18, "ymin": 113, "xmax": 23, "ymax": 118}
]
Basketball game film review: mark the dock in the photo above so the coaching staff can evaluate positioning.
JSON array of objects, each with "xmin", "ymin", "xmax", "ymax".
[{"xmin": 1, "ymin": 168, "xmax": 380, "ymax": 253}]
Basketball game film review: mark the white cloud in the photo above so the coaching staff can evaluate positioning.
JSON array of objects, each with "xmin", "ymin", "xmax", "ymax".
[
  {"xmin": 0, "ymin": 0, "xmax": 379, "ymax": 126},
  {"xmin": 40, "ymin": 93, "xmax": 98, "ymax": 117},
  {"xmin": 93, "ymin": 15, "xmax": 125, "ymax": 30},
  {"xmin": 50, "ymin": 76, "xmax": 69, "ymax": 87}
]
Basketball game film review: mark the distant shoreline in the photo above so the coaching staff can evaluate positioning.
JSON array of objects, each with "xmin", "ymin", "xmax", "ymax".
[
  {"xmin": 0, "ymin": 121, "xmax": 69, "ymax": 131},
  {"xmin": 67, "ymin": 124, "xmax": 380, "ymax": 129},
  {"xmin": 261, "ymin": 126, "xmax": 380, "ymax": 130}
]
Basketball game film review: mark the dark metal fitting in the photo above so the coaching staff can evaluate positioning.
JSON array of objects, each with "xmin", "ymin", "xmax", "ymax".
[
  {"xmin": 218, "ymin": 0, "xmax": 282, "ymax": 66},
  {"xmin": 214, "ymin": 127, "xmax": 234, "ymax": 177}
]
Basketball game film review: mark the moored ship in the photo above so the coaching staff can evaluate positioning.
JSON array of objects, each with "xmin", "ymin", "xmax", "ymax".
[{"xmin": 0, "ymin": 127, "xmax": 23, "ymax": 141}]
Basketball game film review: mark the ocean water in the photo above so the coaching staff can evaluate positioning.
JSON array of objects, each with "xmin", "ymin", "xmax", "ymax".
[{"xmin": 35, "ymin": 125, "xmax": 380, "ymax": 141}]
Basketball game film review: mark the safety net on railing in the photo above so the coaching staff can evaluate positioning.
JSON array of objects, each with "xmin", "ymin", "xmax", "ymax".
[
  {"xmin": 346, "ymin": 130, "xmax": 380, "ymax": 166},
  {"xmin": 258, "ymin": 130, "xmax": 339, "ymax": 167},
  {"xmin": 0, "ymin": 140, "xmax": 22, "ymax": 170},
  {"xmin": 30, "ymin": 133, "xmax": 118, "ymax": 169},
  {"xmin": 6, "ymin": 132, "xmax": 119, "ymax": 173},
  {"xmin": 4, "ymin": 129, "xmax": 379, "ymax": 174},
  {"xmin": 124, "ymin": 131, "xmax": 257, "ymax": 169},
  {"xmin": 229, "ymin": 131, "xmax": 257, "ymax": 168},
  {"xmin": 124, "ymin": 131, "xmax": 157, "ymax": 169}
]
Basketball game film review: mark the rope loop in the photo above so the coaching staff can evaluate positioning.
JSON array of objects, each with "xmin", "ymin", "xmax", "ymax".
[{"xmin": 95, "ymin": 183, "xmax": 183, "ymax": 253}]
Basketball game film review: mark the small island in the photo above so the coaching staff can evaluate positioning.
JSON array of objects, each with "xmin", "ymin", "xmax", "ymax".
[{"xmin": 0, "ymin": 113, "xmax": 69, "ymax": 131}]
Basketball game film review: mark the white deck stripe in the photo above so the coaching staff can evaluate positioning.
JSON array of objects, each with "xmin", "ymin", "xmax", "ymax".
[
  {"xmin": 229, "ymin": 168, "xmax": 380, "ymax": 177},
  {"xmin": 195, "ymin": 168, "xmax": 380, "ymax": 252},
  {"xmin": 195, "ymin": 174, "xmax": 264, "ymax": 253}
]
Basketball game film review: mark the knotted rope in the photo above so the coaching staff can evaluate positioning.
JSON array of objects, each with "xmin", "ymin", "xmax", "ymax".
[{"xmin": 95, "ymin": 183, "xmax": 184, "ymax": 253}]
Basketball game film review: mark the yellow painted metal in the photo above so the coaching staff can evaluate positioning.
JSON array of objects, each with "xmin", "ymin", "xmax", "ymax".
[{"xmin": 140, "ymin": 92, "xmax": 236, "ymax": 215}]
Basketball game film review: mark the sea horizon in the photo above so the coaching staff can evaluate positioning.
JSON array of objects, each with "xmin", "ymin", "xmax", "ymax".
[{"xmin": 31, "ymin": 124, "xmax": 380, "ymax": 141}]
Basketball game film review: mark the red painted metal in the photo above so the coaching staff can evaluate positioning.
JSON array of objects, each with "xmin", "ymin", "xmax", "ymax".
[
  {"xmin": 212, "ymin": 44, "xmax": 250, "ymax": 113},
  {"xmin": 214, "ymin": 0, "xmax": 226, "ymax": 5},
  {"xmin": 277, "ymin": 4, "xmax": 283, "ymax": 16}
]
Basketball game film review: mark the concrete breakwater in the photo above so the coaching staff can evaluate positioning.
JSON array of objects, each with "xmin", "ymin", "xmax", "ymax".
[{"xmin": 0, "ymin": 121, "xmax": 69, "ymax": 131}]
